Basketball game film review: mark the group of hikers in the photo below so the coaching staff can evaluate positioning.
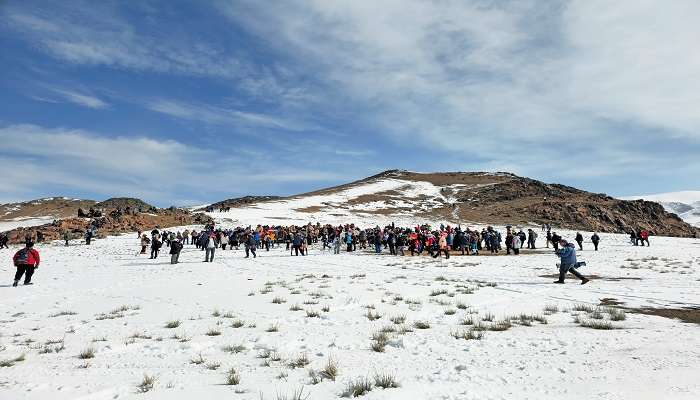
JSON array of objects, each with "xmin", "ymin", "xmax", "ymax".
[
  {"xmin": 630, "ymin": 229, "xmax": 651, "ymax": 246},
  {"xmin": 132, "ymin": 222, "xmax": 606, "ymax": 264},
  {"xmin": 6, "ymin": 217, "xmax": 659, "ymax": 287}
]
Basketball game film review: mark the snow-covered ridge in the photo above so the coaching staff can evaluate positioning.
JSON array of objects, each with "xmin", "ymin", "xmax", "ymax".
[
  {"xmin": 621, "ymin": 191, "xmax": 700, "ymax": 227},
  {"xmin": 208, "ymin": 177, "xmax": 467, "ymax": 227}
]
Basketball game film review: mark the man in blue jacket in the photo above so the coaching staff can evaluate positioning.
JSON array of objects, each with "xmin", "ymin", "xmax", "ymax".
[{"xmin": 554, "ymin": 240, "xmax": 589, "ymax": 284}]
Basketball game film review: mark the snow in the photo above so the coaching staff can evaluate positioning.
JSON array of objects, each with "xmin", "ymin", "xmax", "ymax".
[
  {"xmin": 0, "ymin": 216, "xmax": 55, "ymax": 232},
  {"xmin": 622, "ymin": 191, "xmax": 700, "ymax": 204},
  {"xmin": 0, "ymin": 228, "xmax": 698, "ymax": 399},
  {"xmin": 206, "ymin": 178, "xmax": 461, "ymax": 228}
]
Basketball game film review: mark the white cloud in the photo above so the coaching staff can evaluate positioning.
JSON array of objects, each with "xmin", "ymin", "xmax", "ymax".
[
  {"xmin": 0, "ymin": 124, "xmax": 345, "ymax": 205},
  {"xmin": 50, "ymin": 88, "xmax": 108, "ymax": 109},
  {"xmin": 146, "ymin": 98, "xmax": 307, "ymax": 131},
  {"xmin": 218, "ymin": 0, "xmax": 700, "ymax": 173}
]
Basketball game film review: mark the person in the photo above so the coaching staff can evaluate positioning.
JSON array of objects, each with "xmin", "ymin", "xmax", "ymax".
[
  {"xmin": 244, "ymin": 233, "xmax": 257, "ymax": 258},
  {"xmin": 205, "ymin": 234, "xmax": 216, "ymax": 262},
  {"xmin": 505, "ymin": 231, "xmax": 514, "ymax": 255},
  {"xmin": 63, "ymin": 230, "xmax": 71, "ymax": 246},
  {"xmin": 554, "ymin": 240, "xmax": 589, "ymax": 285},
  {"xmin": 333, "ymin": 233, "xmax": 341, "ymax": 254},
  {"xmin": 575, "ymin": 232, "xmax": 584, "ymax": 250},
  {"xmin": 220, "ymin": 233, "xmax": 229, "ymax": 250},
  {"xmin": 591, "ymin": 233, "xmax": 600, "ymax": 251},
  {"xmin": 0, "ymin": 233, "xmax": 8, "ymax": 249},
  {"xmin": 517, "ymin": 229, "xmax": 526, "ymax": 249},
  {"xmin": 527, "ymin": 229, "xmax": 537, "ymax": 249},
  {"xmin": 546, "ymin": 230, "xmax": 552, "ymax": 248},
  {"xmin": 551, "ymin": 232, "xmax": 561, "ymax": 251},
  {"xmin": 150, "ymin": 235, "xmax": 162, "ymax": 259},
  {"xmin": 512, "ymin": 234, "xmax": 521, "ymax": 255},
  {"xmin": 170, "ymin": 239, "xmax": 183, "ymax": 264},
  {"xmin": 12, "ymin": 241, "xmax": 40, "ymax": 287},
  {"xmin": 292, "ymin": 233, "xmax": 303, "ymax": 256},
  {"xmin": 433, "ymin": 233, "xmax": 450, "ymax": 259},
  {"xmin": 640, "ymin": 230, "xmax": 650, "ymax": 246},
  {"xmin": 140, "ymin": 234, "xmax": 150, "ymax": 254},
  {"xmin": 85, "ymin": 229, "xmax": 93, "ymax": 245}
]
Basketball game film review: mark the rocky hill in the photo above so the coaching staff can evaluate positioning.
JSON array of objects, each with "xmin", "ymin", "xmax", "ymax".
[
  {"xmin": 4, "ymin": 209, "xmax": 212, "ymax": 244},
  {"xmin": 206, "ymin": 170, "xmax": 699, "ymax": 237},
  {"xmin": 200, "ymin": 196, "xmax": 283, "ymax": 211},
  {"xmin": 1, "ymin": 197, "xmax": 97, "ymax": 221},
  {"xmin": 95, "ymin": 197, "xmax": 155, "ymax": 211}
]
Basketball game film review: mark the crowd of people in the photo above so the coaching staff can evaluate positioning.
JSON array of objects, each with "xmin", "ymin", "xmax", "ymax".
[
  {"xmin": 6, "ymin": 217, "xmax": 660, "ymax": 288},
  {"xmin": 133, "ymin": 222, "xmax": 609, "ymax": 263}
]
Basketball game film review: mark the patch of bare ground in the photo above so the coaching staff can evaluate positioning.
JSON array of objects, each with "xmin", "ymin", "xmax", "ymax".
[
  {"xmin": 628, "ymin": 307, "xmax": 700, "ymax": 325},
  {"xmin": 295, "ymin": 205, "xmax": 326, "ymax": 213},
  {"xmin": 597, "ymin": 298, "xmax": 700, "ymax": 324}
]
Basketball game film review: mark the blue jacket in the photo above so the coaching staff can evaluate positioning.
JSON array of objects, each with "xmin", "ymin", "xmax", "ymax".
[{"xmin": 557, "ymin": 244, "xmax": 577, "ymax": 266}]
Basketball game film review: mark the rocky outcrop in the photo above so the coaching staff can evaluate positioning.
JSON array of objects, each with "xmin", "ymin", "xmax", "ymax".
[
  {"xmin": 202, "ymin": 196, "xmax": 282, "ymax": 211},
  {"xmin": 94, "ymin": 197, "xmax": 154, "ymax": 211},
  {"xmin": 445, "ymin": 175, "xmax": 699, "ymax": 237},
  {"xmin": 5, "ymin": 210, "xmax": 213, "ymax": 244}
]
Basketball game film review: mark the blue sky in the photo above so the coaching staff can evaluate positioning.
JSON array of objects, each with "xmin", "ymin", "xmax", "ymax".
[{"xmin": 1, "ymin": 0, "xmax": 699, "ymax": 206}]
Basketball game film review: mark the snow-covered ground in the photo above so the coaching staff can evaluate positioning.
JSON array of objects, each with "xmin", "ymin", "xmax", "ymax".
[
  {"xmin": 0, "ymin": 216, "xmax": 56, "ymax": 232},
  {"xmin": 1, "ymin": 228, "xmax": 698, "ymax": 400}
]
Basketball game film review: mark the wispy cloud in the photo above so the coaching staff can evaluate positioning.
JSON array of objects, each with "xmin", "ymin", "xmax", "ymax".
[
  {"xmin": 49, "ymin": 88, "xmax": 108, "ymax": 109},
  {"xmin": 146, "ymin": 98, "xmax": 307, "ymax": 131}
]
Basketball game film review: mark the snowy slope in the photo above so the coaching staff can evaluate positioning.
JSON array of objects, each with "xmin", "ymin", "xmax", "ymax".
[
  {"xmin": 0, "ymin": 230, "xmax": 698, "ymax": 399},
  {"xmin": 208, "ymin": 176, "xmax": 463, "ymax": 227},
  {"xmin": 622, "ymin": 191, "xmax": 700, "ymax": 227}
]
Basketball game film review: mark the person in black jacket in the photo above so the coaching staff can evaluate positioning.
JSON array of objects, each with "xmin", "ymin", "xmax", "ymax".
[
  {"xmin": 591, "ymin": 233, "xmax": 600, "ymax": 251},
  {"xmin": 150, "ymin": 236, "xmax": 162, "ymax": 259},
  {"xmin": 550, "ymin": 232, "xmax": 561, "ymax": 251},
  {"xmin": 575, "ymin": 232, "xmax": 584, "ymax": 250},
  {"xmin": 170, "ymin": 240, "xmax": 182, "ymax": 264}
]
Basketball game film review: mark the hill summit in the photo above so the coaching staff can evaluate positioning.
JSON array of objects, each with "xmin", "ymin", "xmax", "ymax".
[{"xmin": 205, "ymin": 170, "xmax": 698, "ymax": 237}]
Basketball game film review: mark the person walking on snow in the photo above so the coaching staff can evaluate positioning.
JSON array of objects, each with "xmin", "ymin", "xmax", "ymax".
[
  {"xmin": 170, "ymin": 239, "xmax": 183, "ymax": 264},
  {"xmin": 591, "ymin": 233, "xmax": 600, "ymax": 251},
  {"xmin": 205, "ymin": 234, "xmax": 216, "ymax": 262},
  {"xmin": 554, "ymin": 240, "xmax": 589, "ymax": 285},
  {"xmin": 244, "ymin": 233, "xmax": 257, "ymax": 258},
  {"xmin": 575, "ymin": 232, "xmax": 584, "ymax": 250},
  {"xmin": 12, "ymin": 241, "xmax": 40, "ymax": 287}
]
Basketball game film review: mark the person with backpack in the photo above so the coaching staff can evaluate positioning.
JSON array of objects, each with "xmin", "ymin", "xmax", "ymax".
[
  {"xmin": 554, "ymin": 240, "xmax": 589, "ymax": 285},
  {"xmin": 591, "ymin": 233, "xmax": 600, "ymax": 251},
  {"xmin": 13, "ymin": 241, "xmax": 40, "ymax": 287},
  {"xmin": 170, "ymin": 239, "xmax": 183, "ymax": 264},
  {"xmin": 527, "ymin": 229, "xmax": 537, "ymax": 249}
]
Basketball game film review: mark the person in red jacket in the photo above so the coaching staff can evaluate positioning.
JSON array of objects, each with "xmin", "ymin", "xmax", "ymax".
[{"xmin": 13, "ymin": 241, "xmax": 40, "ymax": 287}]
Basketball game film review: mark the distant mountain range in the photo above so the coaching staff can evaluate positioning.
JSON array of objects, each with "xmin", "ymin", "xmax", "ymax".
[{"xmin": 621, "ymin": 191, "xmax": 700, "ymax": 227}]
